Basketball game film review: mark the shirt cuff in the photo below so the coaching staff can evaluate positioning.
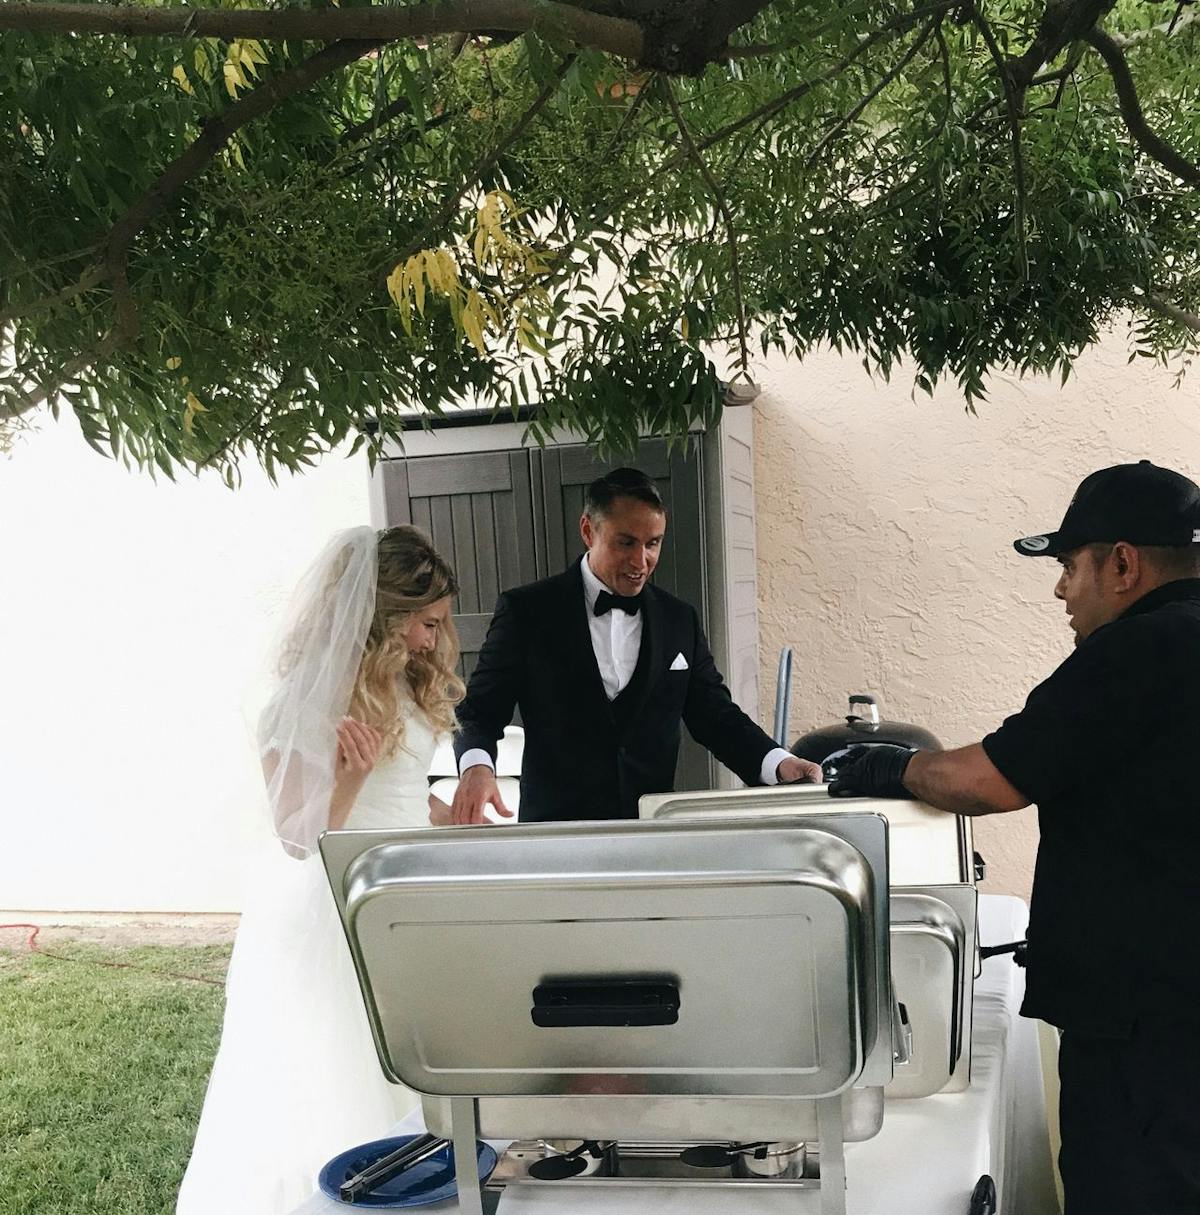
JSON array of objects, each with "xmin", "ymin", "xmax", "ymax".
[
  {"xmin": 458, "ymin": 748, "xmax": 495, "ymax": 775},
  {"xmin": 760, "ymin": 747, "xmax": 792, "ymax": 785}
]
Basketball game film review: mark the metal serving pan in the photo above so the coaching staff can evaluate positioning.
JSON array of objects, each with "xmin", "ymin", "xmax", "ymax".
[
  {"xmin": 639, "ymin": 784, "xmax": 973, "ymax": 887},
  {"xmin": 639, "ymin": 789, "xmax": 979, "ymax": 1100},
  {"xmin": 889, "ymin": 886, "xmax": 977, "ymax": 1098},
  {"xmin": 321, "ymin": 814, "xmax": 891, "ymax": 1101}
]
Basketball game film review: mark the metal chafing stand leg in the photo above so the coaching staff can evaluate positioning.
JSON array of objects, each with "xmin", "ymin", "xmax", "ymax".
[
  {"xmin": 816, "ymin": 1096, "xmax": 847, "ymax": 1215},
  {"xmin": 449, "ymin": 1096, "xmax": 484, "ymax": 1215}
]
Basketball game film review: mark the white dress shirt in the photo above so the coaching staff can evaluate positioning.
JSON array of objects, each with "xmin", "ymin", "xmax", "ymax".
[
  {"xmin": 580, "ymin": 552, "xmax": 642, "ymax": 699},
  {"xmin": 460, "ymin": 553, "xmax": 791, "ymax": 786}
]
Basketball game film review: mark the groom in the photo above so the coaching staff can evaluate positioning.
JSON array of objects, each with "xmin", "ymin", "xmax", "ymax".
[{"xmin": 450, "ymin": 466, "xmax": 821, "ymax": 823}]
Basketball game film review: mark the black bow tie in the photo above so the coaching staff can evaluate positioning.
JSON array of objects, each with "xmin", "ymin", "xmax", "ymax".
[{"xmin": 594, "ymin": 589, "xmax": 642, "ymax": 617}]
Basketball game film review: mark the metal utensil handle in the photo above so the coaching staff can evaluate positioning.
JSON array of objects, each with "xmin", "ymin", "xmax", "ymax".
[{"xmin": 339, "ymin": 1134, "xmax": 445, "ymax": 1202}]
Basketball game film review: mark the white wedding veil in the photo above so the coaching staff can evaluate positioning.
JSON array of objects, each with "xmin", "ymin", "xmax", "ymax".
[{"xmin": 257, "ymin": 527, "xmax": 378, "ymax": 858}]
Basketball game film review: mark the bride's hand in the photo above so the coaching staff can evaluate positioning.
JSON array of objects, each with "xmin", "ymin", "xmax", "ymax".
[
  {"xmin": 336, "ymin": 718, "xmax": 381, "ymax": 781},
  {"xmin": 428, "ymin": 794, "xmax": 453, "ymax": 827},
  {"xmin": 329, "ymin": 718, "xmax": 382, "ymax": 828}
]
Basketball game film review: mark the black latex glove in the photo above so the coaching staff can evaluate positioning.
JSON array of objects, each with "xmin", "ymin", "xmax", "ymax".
[{"xmin": 827, "ymin": 743, "xmax": 916, "ymax": 799}]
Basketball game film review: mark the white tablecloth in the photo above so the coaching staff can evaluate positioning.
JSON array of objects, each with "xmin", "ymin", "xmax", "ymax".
[{"xmin": 291, "ymin": 895, "xmax": 1059, "ymax": 1215}]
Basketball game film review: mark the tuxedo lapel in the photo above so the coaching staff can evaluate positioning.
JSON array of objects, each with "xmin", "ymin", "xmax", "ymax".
[
  {"xmin": 559, "ymin": 560, "xmax": 612, "ymax": 719},
  {"xmin": 622, "ymin": 583, "xmax": 663, "ymax": 735}
]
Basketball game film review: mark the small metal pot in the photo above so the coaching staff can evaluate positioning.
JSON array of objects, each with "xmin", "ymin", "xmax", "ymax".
[{"xmin": 733, "ymin": 1141, "xmax": 807, "ymax": 1179}]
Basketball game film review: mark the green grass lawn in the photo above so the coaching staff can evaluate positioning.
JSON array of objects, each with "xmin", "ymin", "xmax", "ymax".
[{"xmin": 0, "ymin": 942, "xmax": 230, "ymax": 1215}]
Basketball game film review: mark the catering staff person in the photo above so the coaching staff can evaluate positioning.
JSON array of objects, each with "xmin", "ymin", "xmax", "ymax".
[
  {"xmin": 829, "ymin": 460, "xmax": 1200, "ymax": 1215},
  {"xmin": 451, "ymin": 466, "xmax": 821, "ymax": 823}
]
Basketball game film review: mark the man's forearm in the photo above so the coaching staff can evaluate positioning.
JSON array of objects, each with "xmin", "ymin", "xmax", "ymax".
[{"xmin": 904, "ymin": 745, "xmax": 1029, "ymax": 816}]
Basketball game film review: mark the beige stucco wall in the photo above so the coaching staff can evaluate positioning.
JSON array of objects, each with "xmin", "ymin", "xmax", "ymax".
[{"xmin": 754, "ymin": 334, "xmax": 1200, "ymax": 901}]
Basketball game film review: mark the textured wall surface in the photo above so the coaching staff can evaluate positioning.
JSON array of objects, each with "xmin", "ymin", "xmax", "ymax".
[{"xmin": 754, "ymin": 335, "xmax": 1200, "ymax": 900}]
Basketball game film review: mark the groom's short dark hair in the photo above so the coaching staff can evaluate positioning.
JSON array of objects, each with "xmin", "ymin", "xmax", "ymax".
[{"xmin": 584, "ymin": 467, "xmax": 666, "ymax": 520}]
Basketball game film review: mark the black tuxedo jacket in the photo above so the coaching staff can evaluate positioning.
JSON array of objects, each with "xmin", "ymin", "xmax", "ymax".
[{"xmin": 453, "ymin": 560, "xmax": 779, "ymax": 821}]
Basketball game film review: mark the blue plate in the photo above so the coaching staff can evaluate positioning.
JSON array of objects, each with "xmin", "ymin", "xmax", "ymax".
[{"xmin": 319, "ymin": 1135, "xmax": 498, "ymax": 1209}]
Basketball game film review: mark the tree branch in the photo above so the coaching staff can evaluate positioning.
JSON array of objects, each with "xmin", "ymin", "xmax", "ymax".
[
  {"xmin": 662, "ymin": 78, "xmax": 750, "ymax": 377},
  {"xmin": 804, "ymin": 17, "xmax": 941, "ymax": 170},
  {"xmin": 1144, "ymin": 292, "xmax": 1200, "ymax": 333},
  {"xmin": 5, "ymin": 39, "xmax": 382, "ymax": 412},
  {"xmin": 0, "ymin": 0, "xmax": 643, "ymax": 61},
  {"xmin": 0, "ymin": 338, "xmax": 119, "ymax": 421},
  {"xmin": 531, "ymin": 3, "xmax": 956, "ymax": 309},
  {"xmin": 1007, "ymin": 0, "xmax": 1113, "ymax": 91},
  {"xmin": 1110, "ymin": 8, "xmax": 1195, "ymax": 48},
  {"xmin": 1083, "ymin": 26, "xmax": 1200, "ymax": 187},
  {"xmin": 969, "ymin": 4, "xmax": 1029, "ymax": 277},
  {"xmin": 0, "ymin": 263, "xmax": 104, "ymax": 329}
]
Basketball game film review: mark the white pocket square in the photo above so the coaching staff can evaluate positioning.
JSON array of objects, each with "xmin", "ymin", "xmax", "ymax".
[{"xmin": 669, "ymin": 652, "xmax": 689, "ymax": 671}]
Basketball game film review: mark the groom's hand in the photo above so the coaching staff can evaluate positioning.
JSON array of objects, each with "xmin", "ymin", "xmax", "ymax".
[
  {"xmin": 775, "ymin": 755, "xmax": 823, "ymax": 784},
  {"xmin": 451, "ymin": 764, "xmax": 515, "ymax": 825}
]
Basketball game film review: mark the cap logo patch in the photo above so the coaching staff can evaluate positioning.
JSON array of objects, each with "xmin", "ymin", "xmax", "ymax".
[
  {"xmin": 1019, "ymin": 535, "xmax": 1051, "ymax": 552},
  {"xmin": 1193, "ymin": 528, "xmax": 1200, "ymax": 543}
]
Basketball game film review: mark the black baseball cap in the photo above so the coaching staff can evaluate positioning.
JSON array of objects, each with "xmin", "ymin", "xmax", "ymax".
[{"xmin": 1014, "ymin": 461, "xmax": 1200, "ymax": 557}]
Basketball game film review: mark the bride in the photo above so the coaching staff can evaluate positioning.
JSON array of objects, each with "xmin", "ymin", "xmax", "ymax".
[{"xmin": 176, "ymin": 525, "xmax": 464, "ymax": 1214}]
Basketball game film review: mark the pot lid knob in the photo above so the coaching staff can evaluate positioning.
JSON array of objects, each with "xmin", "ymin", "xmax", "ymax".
[{"xmin": 846, "ymin": 694, "xmax": 880, "ymax": 731}]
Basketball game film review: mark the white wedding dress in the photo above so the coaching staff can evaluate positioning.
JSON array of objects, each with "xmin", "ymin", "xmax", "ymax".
[{"xmin": 176, "ymin": 704, "xmax": 440, "ymax": 1215}]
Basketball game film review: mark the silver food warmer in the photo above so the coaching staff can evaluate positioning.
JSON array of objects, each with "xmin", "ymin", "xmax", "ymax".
[
  {"xmin": 640, "ymin": 783, "xmax": 980, "ymax": 1100},
  {"xmin": 321, "ymin": 811, "xmax": 899, "ymax": 1214}
]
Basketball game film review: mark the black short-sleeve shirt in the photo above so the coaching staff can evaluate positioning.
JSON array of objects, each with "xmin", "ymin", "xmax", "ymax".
[{"xmin": 982, "ymin": 578, "xmax": 1200, "ymax": 1036}]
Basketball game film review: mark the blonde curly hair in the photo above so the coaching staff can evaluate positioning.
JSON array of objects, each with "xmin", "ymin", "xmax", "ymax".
[{"xmin": 343, "ymin": 525, "xmax": 464, "ymax": 757}]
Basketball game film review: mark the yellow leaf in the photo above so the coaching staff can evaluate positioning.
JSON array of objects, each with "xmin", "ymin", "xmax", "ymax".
[
  {"xmin": 680, "ymin": 315, "xmax": 690, "ymax": 340},
  {"xmin": 421, "ymin": 250, "xmax": 441, "ymax": 295},
  {"xmin": 183, "ymin": 391, "xmax": 207, "ymax": 436},
  {"xmin": 412, "ymin": 262, "xmax": 426, "ymax": 317},
  {"xmin": 223, "ymin": 61, "xmax": 242, "ymax": 99},
  {"xmin": 229, "ymin": 138, "xmax": 245, "ymax": 170},
  {"xmin": 193, "ymin": 45, "xmax": 213, "ymax": 83},
  {"xmin": 386, "ymin": 264, "xmax": 406, "ymax": 308},
  {"xmin": 172, "ymin": 64, "xmax": 194, "ymax": 95},
  {"xmin": 238, "ymin": 42, "xmax": 261, "ymax": 77},
  {"xmin": 386, "ymin": 265, "xmax": 413, "ymax": 334},
  {"xmin": 166, "ymin": 356, "xmax": 182, "ymax": 370},
  {"xmin": 473, "ymin": 223, "xmax": 488, "ymax": 267},
  {"xmin": 461, "ymin": 293, "xmax": 486, "ymax": 354},
  {"xmin": 438, "ymin": 249, "xmax": 459, "ymax": 292}
]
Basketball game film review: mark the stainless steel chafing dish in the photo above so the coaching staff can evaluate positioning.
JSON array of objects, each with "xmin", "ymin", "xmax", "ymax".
[
  {"xmin": 640, "ymin": 784, "xmax": 980, "ymax": 1099},
  {"xmin": 321, "ymin": 811, "xmax": 898, "ymax": 1215}
]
